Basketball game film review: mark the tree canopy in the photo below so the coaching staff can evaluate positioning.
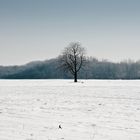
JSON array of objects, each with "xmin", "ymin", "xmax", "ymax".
[{"xmin": 59, "ymin": 42, "xmax": 86, "ymax": 82}]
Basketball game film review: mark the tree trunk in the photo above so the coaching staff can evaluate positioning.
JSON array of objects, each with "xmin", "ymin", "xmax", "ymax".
[{"xmin": 74, "ymin": 72, "xmax": 77, "ymax": 82}]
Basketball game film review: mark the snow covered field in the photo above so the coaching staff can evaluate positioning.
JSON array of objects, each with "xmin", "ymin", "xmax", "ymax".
[{"xmin": 0, "ymin": 80, "xmax": 140, "ymax": 140}]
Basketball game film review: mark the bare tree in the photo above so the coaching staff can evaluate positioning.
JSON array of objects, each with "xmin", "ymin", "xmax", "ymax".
[{"xmin": 59, "ymin": 42, "xmax": 86, "ymax": 82}]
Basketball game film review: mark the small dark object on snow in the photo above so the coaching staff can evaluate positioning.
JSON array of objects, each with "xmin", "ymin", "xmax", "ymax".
[{"xmin": 59, "ymin": 125, "xmax": 62, "ymax": 129}]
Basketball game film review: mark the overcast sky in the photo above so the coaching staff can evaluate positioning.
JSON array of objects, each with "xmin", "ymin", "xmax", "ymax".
[{"xmin": 0, "ymin": 0, "xmax": 140, "ymax": 65}]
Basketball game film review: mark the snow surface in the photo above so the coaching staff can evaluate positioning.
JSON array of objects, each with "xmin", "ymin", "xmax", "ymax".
[{"xmin": 0, "ymin": 80, "xmax": 140, "ymax": 140}]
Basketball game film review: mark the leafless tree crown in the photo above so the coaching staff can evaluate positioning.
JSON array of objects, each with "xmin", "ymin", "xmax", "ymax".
[{"xmin": 59, "ymin": 42, "xmax": 86, "ymax": 82}]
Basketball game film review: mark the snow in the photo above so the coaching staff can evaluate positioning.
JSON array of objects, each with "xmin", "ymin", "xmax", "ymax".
[{"xmin": 0, "ymin": 80, "xmax": 140, "ymax": 140}]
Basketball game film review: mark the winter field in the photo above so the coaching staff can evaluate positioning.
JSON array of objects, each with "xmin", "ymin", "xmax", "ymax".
[{"xmin": 0, "ymin": 80, "xmax": 140, "ymax": 140}]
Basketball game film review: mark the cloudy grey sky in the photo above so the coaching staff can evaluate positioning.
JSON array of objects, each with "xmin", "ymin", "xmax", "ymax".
[{"xmin": 0, "ymin": 0, "xmax": 140, "ymax": 65}]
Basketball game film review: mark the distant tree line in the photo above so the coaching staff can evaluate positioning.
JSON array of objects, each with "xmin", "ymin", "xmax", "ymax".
[{"xmin": 0, "ymin": 57, "xmax": 140, "ymax": 79}]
